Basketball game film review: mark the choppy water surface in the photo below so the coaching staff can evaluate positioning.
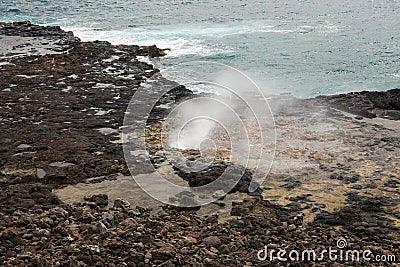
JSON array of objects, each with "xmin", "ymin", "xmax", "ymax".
[{"xmin": 1, "ymin": 0, "xmax": 399, "ymax": 97}]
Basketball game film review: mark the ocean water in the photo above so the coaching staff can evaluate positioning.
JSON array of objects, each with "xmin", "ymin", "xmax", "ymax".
[{"xmin": 1, "ymin": 0, "xmax": 399, "ymax": 98}]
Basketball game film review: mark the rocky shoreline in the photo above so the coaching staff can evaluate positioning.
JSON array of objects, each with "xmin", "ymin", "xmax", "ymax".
[{"xmin": 0, "ymin": 22, "xmax": 399, "ymax": 266}]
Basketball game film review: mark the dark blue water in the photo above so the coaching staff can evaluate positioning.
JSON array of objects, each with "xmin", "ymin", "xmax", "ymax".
[{"xmin": 1, "ymin": 0, "xmax": 399, "ymax": 97}]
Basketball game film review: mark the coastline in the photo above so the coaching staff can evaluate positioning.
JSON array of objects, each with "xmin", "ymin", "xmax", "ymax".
[{"xmin": 0, "ymin": 22, "xmax": 399, "ymax": 266}]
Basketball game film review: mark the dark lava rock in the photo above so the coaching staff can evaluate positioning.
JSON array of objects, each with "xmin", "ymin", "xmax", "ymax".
[
  {"xmin": 113, "ymin": 198, "xmax": 131, "ymax": 210},
  {"xmin": 174, "ymin": 161, "xmax": 262, "ymax": 195},
  {"xmin": 0, "ymin": 21, "xmax": 80, "ymax": 52},
  {"xmin": 1, "ymin": 22, "xmax": 399, "ymax": 267},
  {"xmin": 0, "ymin": 184, "xmax": 60, "ymax": 213},
  {"xmin": 0, "ymin": 22, "xmax": 187, "ymax": 186},
  {"xmin": 84, "ymin": 194, "xmax": 109, "ymax": 207},
  {"xmin": 138, "ymin": 44, "xmax": 168, "ymax": 57},
  {"xmin": 329, "ymin": 173, "xmax": 361, "ymax": 183},
  {"xmin": 310, "ymin": 192, "xmax": 399, "ymax": 243},
  {"xmin": 280, "ymin": 175, "xmax": 301, "ymax": 190},
  {"xmin": 203, "ymin": 236, "xmax": 222, "ymax": 248},
  {"xmin": 315, "ymin": 88, "xmax": 400, "ymax": 120},
  {"xmin": 1, "ymin": 21, "xmax": 73, "ymax": 38}
]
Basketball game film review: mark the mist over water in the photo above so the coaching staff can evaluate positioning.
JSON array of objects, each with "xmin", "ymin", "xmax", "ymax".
[
  {"xmin": 157, "ymin": 61, "xmax": 275, "ymax": 191},
  {"xmin": 1, "ymin": 0, "xmax": 399, "ymax": 98},
  {"xmin": 167, "ymin": 99, "xmax": 221, "ymax": 150}
]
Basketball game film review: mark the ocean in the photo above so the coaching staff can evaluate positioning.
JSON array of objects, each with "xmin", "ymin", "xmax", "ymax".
[{"xmin": 1, "ymin": 0, "xmax": 399, "ymax": 98}]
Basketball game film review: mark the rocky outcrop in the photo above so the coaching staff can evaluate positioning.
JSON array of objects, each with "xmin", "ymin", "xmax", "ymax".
[
  {"xmin": 0, "ymin": 22, "xmax": 399, "ymax": 266},
  {"xmin": 0, "ymin": 21, "xmax": 76, "ymax": 38},
  {"xmin": 174, "ymin": 161, "xmax": 262, "ymax": 195},
  {"xmin": 0, "ymin": 21, "xmax": 80, "ymax": 54},
  {"xmin": 0, "ymin": 22, "xmax": 185, "ymax": 185},
  {"xmin": 315, "ymin": 89, "xmax": 400, "ymax": 120}
]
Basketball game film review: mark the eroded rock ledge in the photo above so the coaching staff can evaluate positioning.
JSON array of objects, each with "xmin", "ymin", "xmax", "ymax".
[
  {"xmin": 0, "ymin": 22, "xmax": 399, "ymax": 266},
  {"xmin": 315, "ymin": 89, "xmax": 400, "ymax": 120}
]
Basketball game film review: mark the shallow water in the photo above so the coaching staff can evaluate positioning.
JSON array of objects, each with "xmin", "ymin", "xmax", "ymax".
[
  {"xmin": 1, "ymin": 0, "xmax": 399, "ymax": 98},
  {"xmin": 53, "ymin": 174, "xmax": 162, "ymax": 209},
  {"xmin": 54, "ymin": 168, "xmax": 249, "ymax": 222}
]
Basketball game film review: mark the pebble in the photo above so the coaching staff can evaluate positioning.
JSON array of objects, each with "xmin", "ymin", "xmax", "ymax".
[
  {"xmin": 96, "ymin": 221, "xmax": 108, "ymax": 235},
  {"xmin": 203, "ymin": 236, "xmax": 222, "ymax": 248}
]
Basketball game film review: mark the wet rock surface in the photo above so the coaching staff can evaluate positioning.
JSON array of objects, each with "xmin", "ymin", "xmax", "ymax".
[
  {"xmin": 0, "ymin": 22, "xmax": 181, "ymax": 185},
  {"xmin": 0, "ymin": 21, "xmax": 80, "ymax": 57},
  {"xmin": 174, "ymin": 161, "xmax": 262, "ymax": 195},
  {"xmin": 315, "ymin": 89, "xmax": 400, "ymax": 120},
  {"xmin": 1, "ymin": 22, "xmax": 399, "ymax": 266}
]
